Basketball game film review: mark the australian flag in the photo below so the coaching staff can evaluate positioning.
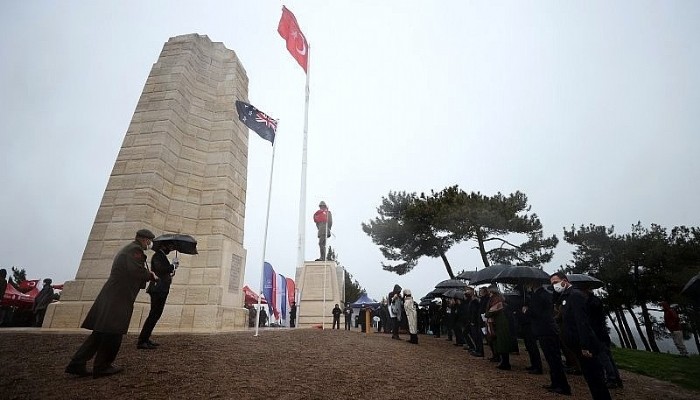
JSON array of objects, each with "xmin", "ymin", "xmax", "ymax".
[{"xmin": 235, "ymin": 100, "xmax": 277, "ymax": 144}]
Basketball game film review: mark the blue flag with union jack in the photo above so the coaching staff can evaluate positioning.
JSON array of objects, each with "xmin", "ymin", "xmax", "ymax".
[{"xmin": 235, "ymin": 100, "xmax": 277, "ymax": 144}]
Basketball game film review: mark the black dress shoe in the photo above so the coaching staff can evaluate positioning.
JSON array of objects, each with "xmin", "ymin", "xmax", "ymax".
[
  {"xmin": 137, "ymin": 342, "xmax": 157, "ymax": 349},
  {"xmin": 547, "ymin": 387, "xmax": 572, "ymax": 396},
  {"xmin": 65, "ymin": 364, "xmax": 90, "ymax": 377},
  {"xmin": 93, "ymin": 365, "xmax": 124, "ymax": 379},
  {"xmin": 147, "ymin": 340, "xmax": 160, "ymax": 347},
  {"xmin": 542, "ymin": 384, "xmax": 555, "ymax": 390},
  {"xmin": 496, "ymin": 364, "xmax": 512, "ymax": 370},
  {"xmin": 488, "ymin": 357, "xmax": 500, "ymax": 362},
  {"xmin": 528, "ymin": 369, "xmax": 544, "ymax": 375},
  {"xmin": 470, "ymin": 352, "xmax": 485, "ymax": 357}
]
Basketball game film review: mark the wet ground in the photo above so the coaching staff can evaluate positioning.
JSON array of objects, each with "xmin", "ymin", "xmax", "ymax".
[{"xmin": 0, "ymin": 328, "xmax": 697, "ymax": 400}]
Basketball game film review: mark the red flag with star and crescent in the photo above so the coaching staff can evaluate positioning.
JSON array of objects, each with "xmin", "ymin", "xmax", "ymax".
[{"xmin": 277, "ymin": 6, "xmax": 308, "ymax": 73}]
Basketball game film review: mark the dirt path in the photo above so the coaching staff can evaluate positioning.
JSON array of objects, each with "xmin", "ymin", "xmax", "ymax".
[{"xmin": 0, "ymin": 329, "xmax": 696, "ymax": 400}]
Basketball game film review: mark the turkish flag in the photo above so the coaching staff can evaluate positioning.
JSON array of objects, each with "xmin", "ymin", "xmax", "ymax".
[{"xmin": 277, "ymin": 6, "xmax": 308, "ymax": 73}]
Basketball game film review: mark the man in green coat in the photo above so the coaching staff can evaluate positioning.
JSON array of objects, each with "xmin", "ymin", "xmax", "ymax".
[{"xmin": 65, "ymin": 229, "xmax": 157, "ymax": 378}]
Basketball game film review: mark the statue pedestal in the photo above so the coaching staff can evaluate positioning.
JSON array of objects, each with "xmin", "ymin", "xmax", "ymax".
[{"xmin": 295, "ymin": 261, "xmax": 345, "ymax": 328}]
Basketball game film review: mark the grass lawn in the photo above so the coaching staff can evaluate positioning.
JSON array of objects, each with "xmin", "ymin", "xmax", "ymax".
[{"xmin": 612, "ymin": 347, "xmax": 700, "ymax": 391}]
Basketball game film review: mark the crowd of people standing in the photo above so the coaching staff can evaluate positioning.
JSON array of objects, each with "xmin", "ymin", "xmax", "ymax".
[{"xmin": 365, "ymin": 275, "xmax": 628, "ymax": 400}]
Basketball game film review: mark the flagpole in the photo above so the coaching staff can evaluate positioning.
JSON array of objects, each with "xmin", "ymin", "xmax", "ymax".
[
  {"xmin": 255, "ymin": 128, "xmax": 279, "ymax": 337},
  {"xmin": 295, "ymin": 45, "xmax": 310, "ymax": 328}
]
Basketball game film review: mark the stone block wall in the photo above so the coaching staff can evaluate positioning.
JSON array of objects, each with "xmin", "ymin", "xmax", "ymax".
[{"xmin": 45, "ymin": 34, "xmax": 250, "ymax": 332}]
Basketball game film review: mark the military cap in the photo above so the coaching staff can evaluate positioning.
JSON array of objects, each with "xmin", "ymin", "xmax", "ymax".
[{"xmin": 136, "ymin": 229, "xmax": 155, "ymax": 239}]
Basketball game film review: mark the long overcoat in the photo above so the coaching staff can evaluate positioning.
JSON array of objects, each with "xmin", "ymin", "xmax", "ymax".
[{"xmin": 81, "ymin": 240, "xmax": 150, "ymax": 334}]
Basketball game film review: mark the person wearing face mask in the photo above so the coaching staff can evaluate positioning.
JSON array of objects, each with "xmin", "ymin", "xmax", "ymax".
[
  {"xmin": 550, "ymin": 272, "xmax": 610, "ymax": 400},
  {"xmin": 65, "ymin": 229, "xmax": 158, "ymax": 379}
]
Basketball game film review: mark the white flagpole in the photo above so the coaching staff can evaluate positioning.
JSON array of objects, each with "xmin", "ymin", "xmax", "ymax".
[
  {"xmin": 295, "ymin": 45, "xmax": 310, "ymax": 328},
  {"xmin": 255, "ymin": 127, "xmax": 279, "ymax": 337}
]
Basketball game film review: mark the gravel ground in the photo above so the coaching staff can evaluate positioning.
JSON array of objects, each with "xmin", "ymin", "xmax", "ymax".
[{"xmin": 0, "ymin": 328, "xmax": 697, "ymax": 400}]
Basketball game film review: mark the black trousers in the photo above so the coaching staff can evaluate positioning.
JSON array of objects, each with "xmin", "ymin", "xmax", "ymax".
[
  {"xmin": 69, "ymin": 331, "xmax": 123, "ymax": 370},
  {"xmin": 524, "ymin": 327, "xmax": 543, "ymax": 370},
  {"xmin": 454, "ymin": 324, "xmax": 466, "ymax": 345},
  {"xmin": 138, "ymin": 293, "xmax": 167, "ymax": 343},
  {"xmin": 344, "ymin": 317, "xmax": 351, "ymax": 330},
  {"xmin": 290, "ymin": 317, "xmax": 295, "ymax": 328},
  {"xmin": 332, "ymin": 317, "xmax": 340, "ymax": 329},
  {"xmin": 391, "ymin": 317, "xmax": 400, "ymax": 338},
  {"xmin": 576, "ymin": 351, "xmax": 612, "ymax": 400},
  {"xmin": 538, "ymin": 335, "xmax": 570, "ymax": 391},
  {"xmin": 470, "ymin": 324, "xmax": 484, "ymax": 355}
]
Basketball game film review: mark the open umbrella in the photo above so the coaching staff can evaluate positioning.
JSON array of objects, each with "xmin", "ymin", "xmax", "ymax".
[
  {"xmin": 567, "ymin": 274, "xmax": 604, "ymax": 289},
  {"xmin": 492, "ymin": 266, "xmax": 550, "ymax": 285},
  {"xmin": 153, "ymin": 233, "xmax": 198, "ymax": 255},
  {"xmin": 681, "ymin": 274, "xmax": 700, "ymax": 300},
  {"xmin": 428, "ymin": 287, "xmax": 449, "ymax": 296},
  {"xmin": 470, "ymin": 264, "xmax": 514, "ymax": 285},
  {"xmin": 435, "ymin": 279, "xmax": 468, "ymax": 289},
  {"xmin": 456, "ymin": 270, "xmax": 475, "ymax": 281},
  {"xmin": 442, "ymin": 288, "xmax": 466, "ymax": 300}
]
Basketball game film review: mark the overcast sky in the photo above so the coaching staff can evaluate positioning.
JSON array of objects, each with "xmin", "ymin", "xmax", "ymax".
[{"xmin": 1, "ymin": 1, "xmax": 699, "ymax": 304}]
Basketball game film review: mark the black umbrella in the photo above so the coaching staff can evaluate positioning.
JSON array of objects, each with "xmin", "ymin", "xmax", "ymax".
[
  {"xmin": 153, "ymin": 233, "xmax": 198, "ymax": 255},
  {"xmin": 493, "ymin": 266, "xmax": 550, "ymax": 285},
  {"xmin": 442, "ymin": 288, "xmax": 466, "ymax": 300},
  {"xmin": 681, "ymin": 274, "xmax": 700, "ymax": 300},
  {"xmin": 428, "ymin": 287, "xmax": 448, "ymax": 296},
  {"xmin": 456, "ymin": 270, "xmax": 475, "ymax": 281},
  {"xmin": 470, "ymin": 264, "xmax": 514, "ymax": 285},
  {"xmin": 567, "ymin": 274, "xmax": 604, "ymax": 289},
  {"xmin": 418, "ymin": 299, "xmax": 432, "ymax": 307},
  {"xmin": 435, "ymin": 279, "xmax": 468, "ymax": 289}
]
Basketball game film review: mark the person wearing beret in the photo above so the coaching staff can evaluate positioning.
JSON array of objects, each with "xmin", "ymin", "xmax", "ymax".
[{"xmin": 65, "ymin": 229, "xmax": 158, "ymax": 379}]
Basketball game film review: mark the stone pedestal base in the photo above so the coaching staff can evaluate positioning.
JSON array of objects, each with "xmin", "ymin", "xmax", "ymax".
[
  {"xmin": 295, "ymin": 261, "xmax": 345, "ymax": 328},
  {"xmin": 43, "ymin": 300, "xmax": 248, "ymax": 333}
]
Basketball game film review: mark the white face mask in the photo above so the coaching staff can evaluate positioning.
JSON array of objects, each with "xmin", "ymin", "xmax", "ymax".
[
  {"xmin": 146, "ymin": 241, "xmax": 153, "ymax": 250},
  {"xmin": 553, "ymin": 282, "xmax": 566, "ymax": 294}
]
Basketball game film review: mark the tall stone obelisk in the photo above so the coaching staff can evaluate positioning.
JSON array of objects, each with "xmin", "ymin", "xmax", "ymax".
[{"xmin": 45, "ymin": 34, "xmax": 250, "ymax": 332}]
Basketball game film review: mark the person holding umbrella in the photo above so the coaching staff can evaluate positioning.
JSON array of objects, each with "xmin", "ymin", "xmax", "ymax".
[
  {"xmin": 137, "ymin": 241, "xmax": 177, "ymax": 349},
  {"xmin": 65, "ymin": 229, "xmax": 158, "ymax": 378},
  {"xmin": 550, "ymin": 272, "xmax": 611, "ymax": 400}
]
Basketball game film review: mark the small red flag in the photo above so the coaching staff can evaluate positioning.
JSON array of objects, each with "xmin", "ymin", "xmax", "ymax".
[{"xmin": 277, "ymin": 6, "xmax": 308, "ymax": 73}]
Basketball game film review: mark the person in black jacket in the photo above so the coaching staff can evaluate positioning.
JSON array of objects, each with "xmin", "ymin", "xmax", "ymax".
[
  {"xmin": 452, "ymin": 297, "xmax": 468, "ymax": 347},
  {"xmin": 137, "ymin": 241, "xmax": 177, "ymax": 349},
  {"xmin": 550, "ymin": 272, "xmax": 610, "ymax": 400},
  {"xmin": 523, "ymin": 283, "xmax": 571, "ymax": 395},
  {"xmin": 519, "ymin": 287, "xmax": 543, "ymax": 374},
  {"xmin": 583, "ymin": 287, "xmax": 622, "ymax": 389},
  {"xmin": 332, "ymin": 304, "xmax": 342, "ymax": 329},
  {"xmin": 465, "ymin": 287, "xmax": 484, "ymax": 357}
]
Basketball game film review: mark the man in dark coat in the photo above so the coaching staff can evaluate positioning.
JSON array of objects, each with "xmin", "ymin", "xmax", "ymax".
[
  {"xmin": 332, "ymin": 303, "xmax": 342, "ymax": 329},
  {"xmin": 137, "ymin": 241, "xmax": 177, "ymax": 349},
  {"xmin": 289, "ymin": 302, "xmax": 296, "ymax": 328},
  {"xmin": 32, "ymin": 278, "xmax": 55, "ymax": 327},
  {"xmin": 0, "ymin": 269, "xmax": 7, "ymax": 326},
  {"xmin": 466, "ymin": 287, "xmax": 484, "ymax": 357},
  {"xmin": 65, "ymin": 229, "xmax": 157, "ymax": 378},
  {"xmin": 551, "ymin": 272, "xmax": 610, "ymax": 400},
  {"xmin": 523, "ymin": 283, "xmax": 571, "ymax": 395},
  {"xmin": 343, "ymin": 303, "xmax": 353, "ymax": 330}
]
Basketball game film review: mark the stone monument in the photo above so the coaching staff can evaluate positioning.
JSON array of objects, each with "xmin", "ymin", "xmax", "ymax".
[
  {"xmin": 44, "ymin": 34, "xmax": 250, "ymax": 332},
  {"xmin": 295, "ymin": 261, "xmax": 345, "ymax": 327}
]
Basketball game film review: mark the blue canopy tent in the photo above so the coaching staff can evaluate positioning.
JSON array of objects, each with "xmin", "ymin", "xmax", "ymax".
[{"xmin": 350, "ymin": 294, "xmax": 380, "ymax": 308}]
